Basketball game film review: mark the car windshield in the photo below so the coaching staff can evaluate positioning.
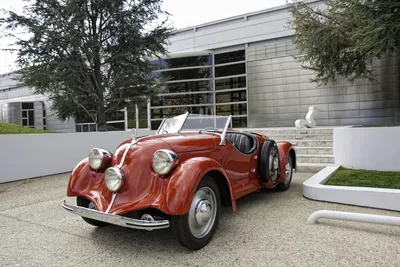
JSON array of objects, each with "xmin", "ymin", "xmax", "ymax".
[{"xmin": 155, "ymin": 113, "xmax": 232, "ymax": 135}]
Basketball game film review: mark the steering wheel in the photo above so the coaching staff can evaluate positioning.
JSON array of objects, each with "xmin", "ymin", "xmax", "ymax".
[{"xmin": 199, "ymin": 127, "xmax": 220, "ymax": 133}]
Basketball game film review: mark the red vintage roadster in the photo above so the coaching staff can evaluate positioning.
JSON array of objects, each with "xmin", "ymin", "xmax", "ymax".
[{"xmin": 62, "ymin": 112, "xmax": 296, "ymax": 250}]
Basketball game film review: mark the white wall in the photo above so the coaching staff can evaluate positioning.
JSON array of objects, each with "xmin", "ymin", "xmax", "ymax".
[
  {"xmin": 0, "ymin": 131, "xmax": 152, "ymax": 183},
  {"xmin": 334, "ymin": 127, "xmax": 400, "ymax": 171}
]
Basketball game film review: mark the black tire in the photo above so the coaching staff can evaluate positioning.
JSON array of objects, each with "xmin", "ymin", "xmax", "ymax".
[
  {"xmin": 277, "ymin": 153, "xmax": 294, "ymax": 191},
  {"xmin": 77, "ymin": 196, "xmax": 109, "ymax": 227},
  {"xmin": 259, "ymin": 140, "xmax": 280, "ymax": 184},
  {"xmin": 171, "ymin": 176, "xmax": 221, "ymax": 250}
]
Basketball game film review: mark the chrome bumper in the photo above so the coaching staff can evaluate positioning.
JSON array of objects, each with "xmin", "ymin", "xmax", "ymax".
[{"xmin": 61, "ymin": 198, "xmax": 170, "ymax": 231}]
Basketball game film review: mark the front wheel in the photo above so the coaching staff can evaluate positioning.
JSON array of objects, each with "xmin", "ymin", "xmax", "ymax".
[
  {"xmin": 277, "ymin": 153, "xmax": 294, "ymax": 191},
  {"xmin": 171, "ymin": 176, "xmax": 221, "ymax": 250}
]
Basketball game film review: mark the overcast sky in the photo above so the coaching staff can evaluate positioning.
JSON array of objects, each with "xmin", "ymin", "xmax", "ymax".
[{"xmin": 0, "ymin": 0, "xmax": 286, "ymax": 74}]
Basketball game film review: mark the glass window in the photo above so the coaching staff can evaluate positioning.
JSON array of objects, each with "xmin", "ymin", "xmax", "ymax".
[
  {"xmin": 76, "ymin": 125, "xmax": 82, "ymax": 132},
  {"xmin": 216, "ymin": 90, "xmax": 247, "ymax": 104},
  {"xmin": 43, "ymin": 118, "xmax": 46, "ymax": 126},
  {"xmin": 90, "ymin": 124, "xmax": 97, "ymax": 132},
  {"xmin": 159, "ymin": 68, "xmax": 211, "ymax": 81},
  {"xmin": 232, "ymin": 117, "xmax": 247, "ymax": 128},
  {"xmin": 215, "ymin": 63, "xmax": 245, "ymax": 78},
  {"xmin": 215, "ymin": 50, "xmax": 245, "ymax": 65},
  {"xmin": 22, "ymin": 118, "xmax": 27, "ymax": 126},
  {"xmin": 28, "ymin": 110, "xmax": 34, "ymax": 126},
  {"xmin": 216, "ymin": 103, "xmax": 247, "ymax": 116},
  {"xmin": 162, "ymin": 80, "xmax": 212, "ymax": 94},
  {"xmin": 151, "ymin": 120, "xmax": 163, "ymax": 130},
  {"xmin": 83, "ymin": 124, "xmax": 89, "ymax": 132},
  {"xmin": 151, "ymin": 105, "xmax": 213, "ymax": 119},
  {"xmin": 22, "ymin": 110, "xmax": 27, "ymax": 117},
  {"xmin": 151, "ymin": 55, "xmax": 212, "ymax": 70},
  {"xmin": 43, "ymin": 110, "xmax": 46, "ymax": 117},
  {"xmin": 22, "ymin": 102, "xmax": 34, "ymax": 109},
  {"xmin": 151, "ymin": 93, "xmax": 214, "ymax": 107},
  {"xmin": 215, "ymin": 76, "xmax": 246, "ymax": 90}
]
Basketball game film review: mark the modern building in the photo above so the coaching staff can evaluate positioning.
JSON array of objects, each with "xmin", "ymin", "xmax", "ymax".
[
  {"xmin": 0, "ymin": 72, "xmax": 76, "ymax": 132},
  {"xmin": 1, "ymin": 0, "xmax": 399, "ymax": 132}
]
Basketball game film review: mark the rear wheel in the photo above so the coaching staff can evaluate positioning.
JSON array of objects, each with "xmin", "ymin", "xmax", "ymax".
[
  {"xmin": 172, "ymin": 176, "xmax": 221, "ymax": 250},
  {"xmin": 77, "ymin": 197, "xmax": 109, "ymax": 227},
  {"xmin": 259, "ymin": 140, "xmax": 280, "ymax": 185},
  {"xmin": 277, "ymin": 153, "xmax": 294, "ymax": 191}
]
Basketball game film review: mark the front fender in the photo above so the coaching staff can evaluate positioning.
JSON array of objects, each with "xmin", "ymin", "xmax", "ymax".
[
  {"xmin": 160, "ymin": 157, "xmax": 236, "ymax": 215},
  {"xmin": 277, "ymin": 141, "xmax": 296, "ymax": 183}
]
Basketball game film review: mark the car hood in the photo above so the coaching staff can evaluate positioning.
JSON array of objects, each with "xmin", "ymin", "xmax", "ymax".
[
  {"xmin": 114, "ymin": 132, "xmax": 220, "ymax": 157},
  {"xmin": 151, "ymin": 132, "xmax": 220, "ymax": 153}
]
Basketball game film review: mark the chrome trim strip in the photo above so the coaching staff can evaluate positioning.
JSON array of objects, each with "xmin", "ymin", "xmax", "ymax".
[
  {"xmin": 105, "ymin": 192, "xmax": 117, "ymax": 213},
  {"xmin": 116, "ymin": 136, "xmax": 145, "ymax": 168},
  {"xmin": 61, "ymin": 198, "xmax": 170, "ymax": 231}
]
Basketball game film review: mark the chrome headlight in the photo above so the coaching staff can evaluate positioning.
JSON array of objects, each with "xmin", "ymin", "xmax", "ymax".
[
  {"xmin": 88, "ymin": 148, "xmax": 111, "ymax": 170},
  {"xmin": 104, "ymin": 167, "xmax": 124, "ymax": 192},
  {"xmin": 152, "ymin": 149, "xmax": 179, "ymax": 176}
]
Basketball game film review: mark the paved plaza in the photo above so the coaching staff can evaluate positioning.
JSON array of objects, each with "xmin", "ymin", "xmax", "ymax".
[{"xmin": 0, "ymin": 172, "xmax": 399, "ymax": 267}]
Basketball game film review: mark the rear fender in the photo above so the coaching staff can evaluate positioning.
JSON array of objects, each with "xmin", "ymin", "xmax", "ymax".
[
  {"xmin": 161, "ymin": 157, "xmax": 236, "ymax": 215},
  {"xmin": 277, "ymin": 142, "xmax": 296, "ymax": 183}
]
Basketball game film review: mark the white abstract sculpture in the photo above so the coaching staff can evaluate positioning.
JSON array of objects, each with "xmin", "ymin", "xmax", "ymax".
[{"xmin": 295, "ymin": 106, "xmax": 320, "ymax": 129}]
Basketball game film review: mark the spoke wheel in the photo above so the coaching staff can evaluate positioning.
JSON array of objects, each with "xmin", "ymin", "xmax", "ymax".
[
  {"xmin": 269, "ymin": 146, "xmax": 280, "ymax": 185},
  {"xmin": 277, "ymin": 153, "xmax": 294, "ymax": 191},
  {"xmin": 172, "ymin": 176, "xmax": 221, "ymax": 250}
]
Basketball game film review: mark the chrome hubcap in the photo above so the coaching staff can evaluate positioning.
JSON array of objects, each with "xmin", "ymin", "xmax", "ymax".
[
  {"xmin": 88, "ymin": 202, "xmax": 96, "ymax": 210},
  {"xmin": 285, "ymin": 156, "xmax": 293, "ymax": 184},
  {"xmin": 195, "ymin": 200, "xmax": 211, "ymax": 225},
  {"xmin": 188, "ymin": 187, "xmax": 217, "ymax": 238}
]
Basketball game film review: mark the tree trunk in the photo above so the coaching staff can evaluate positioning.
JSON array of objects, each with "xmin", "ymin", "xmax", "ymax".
[
  {"xmin": 94, "ymin": 43, "xmax": 106, "ymax": 130},
  {"xmin": 97, "ymin": 101, "xmax": 107, "ymax": 131}
]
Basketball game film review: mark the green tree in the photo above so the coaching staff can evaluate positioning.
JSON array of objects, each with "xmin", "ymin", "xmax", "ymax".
[
  {"xmin": 0, "ymin": 0, "xmax": 174, "ymax": 129},
  {"xmin": 287, "ymin": 0, "xmax": 400, "ymax": 85}
]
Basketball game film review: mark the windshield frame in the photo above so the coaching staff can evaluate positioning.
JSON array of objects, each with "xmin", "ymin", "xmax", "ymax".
[{"xmin": 155, "ymin": 112, "xmax": 189, "ymax": 135}]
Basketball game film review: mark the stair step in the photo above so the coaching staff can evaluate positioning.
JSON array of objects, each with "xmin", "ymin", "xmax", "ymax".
[
  {"xmin": 266, "ymin": 134, "xmax": 333, "ymax": 140},
  {"xmin": 294, "ymin": 147, "xmax": 333, "ymax": 155},
  {"xmin": 252, "ymin": 128, "xmax": 333, "ymax": 135},
  {"xmin": 296, "ymin": 163, "xmax": 336, "ymax": 173},
  {"xmin": 297, "ymin": 154, "xmax": 335, "ymax": 164},
  {"xmin": 277, "ymin": 140, "xmax": 333, "ymax": 147}
]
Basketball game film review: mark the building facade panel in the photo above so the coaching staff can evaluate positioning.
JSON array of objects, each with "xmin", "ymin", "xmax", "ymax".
[{"xmin": 247, "ymin": 38, "xmax": 400, "ymax": 127}]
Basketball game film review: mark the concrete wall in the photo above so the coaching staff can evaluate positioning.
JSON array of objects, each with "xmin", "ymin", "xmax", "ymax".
[
  {"xmin": 0, "ymin": 130, "xmax": 154, "ymax": 183},
  {"xmin": 333, "ymin": 127, "xmax": 400, "ymax": 171},
  {"xmin": 247, "ymin": 42, "xmax": 400, "ymax": 127},
  {"xmin": 0, "ymin": 131, "xmax": 133, "ymax": 183},
  {"xmin": 6, "ymin": 102, "xmax": 21, "ymax": 125}
]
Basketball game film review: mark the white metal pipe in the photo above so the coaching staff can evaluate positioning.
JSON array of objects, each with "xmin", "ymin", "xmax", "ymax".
[
  {"xmin": 135, "ymin": 104, "xmax": 139, "ymax": 130},
  {"xmin": 307, "ymin": 210, "xmax": 400, "ymax": 226},
  {"xmin": 124, "ymin": 107, "xmax": 128, "ymax": 131}
]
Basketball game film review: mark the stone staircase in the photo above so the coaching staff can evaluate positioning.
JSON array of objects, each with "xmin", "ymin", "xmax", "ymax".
[{"xmin": 250, "ymin": 128, "xmax": 335, "ymax": 173}]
